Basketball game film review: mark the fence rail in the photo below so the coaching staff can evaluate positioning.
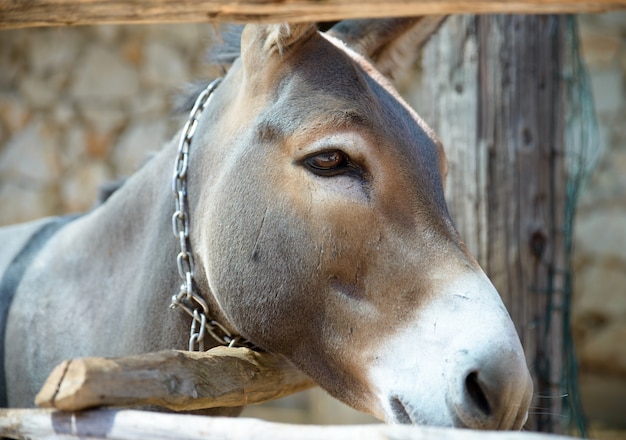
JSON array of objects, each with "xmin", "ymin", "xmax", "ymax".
[
  {"xmin": 1, "ymin": 0, "xmax": 625, "ymax": 30},
  {"xmin": 34, "ymin": 347, "xmax": 314, "ymax": 412},
  {"xmin": 0, "ymin": 347, "xmax": 580, "ymax": 439},
  {"xmin": 0, "ymin": 408, "xmax": 580, "ymax": 440}
]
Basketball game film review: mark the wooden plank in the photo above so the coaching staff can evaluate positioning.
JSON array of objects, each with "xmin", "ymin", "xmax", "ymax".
[
  {"xmin": 0, "ymin": 0, "xmax": 625, "ymax": 30},
  {"xmin": 413, "ymin": 14, "xmax": 578, "ymax": 433},
  {"xmin": 34, "ymin": 347, "xmax": 315, "ymax": 412},
  {"xmin": 0, "ymin": 408, "xmax": 579, "ymax": 440}
]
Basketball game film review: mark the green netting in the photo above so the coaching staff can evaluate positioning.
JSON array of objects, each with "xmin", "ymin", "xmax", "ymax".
[{"xmin": 560, "ymin": 15, "xmax": 601, "ymax": 437}]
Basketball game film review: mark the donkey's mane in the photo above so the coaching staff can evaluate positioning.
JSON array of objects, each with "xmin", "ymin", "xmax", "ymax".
[
  {"xmin": 179, "ymin": 23, "xmax": 337, "ymax": 112},
  {"xmin": 175, "ymin": 25, "xmax": 243, "ymax": 113},
  {"xmin": 206, "ymin": 22, "xmax": 334, "ymax": 66},
  {"xmin": 99, "ymin": 26, "xmax": 244, "ymax": 205},
  {"xmin": 97, "ymin": 178, "xmax": 127, "ymax": 204},
  {"xmin": 104, "ymin": 22, "xmax": 331, "ymax": 203},
  {"xmin": 208, "ymin": 24, "xmax": 244, "ymax": 67}
]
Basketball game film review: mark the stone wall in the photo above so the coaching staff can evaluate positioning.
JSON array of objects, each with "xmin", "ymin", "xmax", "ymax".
[
  {"xmin": 0, "ymin": 24, "xmax": 218, "ymax": 224},
  {"xmin": 572, "ymin": 12, "xmax": 626, "ymax": 430},
  {"xmin": 1, "ymin": 14, "xmax": 625, "ymax": 430}
]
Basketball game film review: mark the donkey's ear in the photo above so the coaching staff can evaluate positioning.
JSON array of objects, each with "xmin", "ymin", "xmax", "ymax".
[
  {"xmin": 263, "ymin": 23, "xmax": 318, "ymax": 55},
  {"xmin": 241, "ymin": 23, "xmax": 317, "ymax": 59},
  {"xmin": 327, "ymin": 17, "xmax": 446, "ymax": 79}
]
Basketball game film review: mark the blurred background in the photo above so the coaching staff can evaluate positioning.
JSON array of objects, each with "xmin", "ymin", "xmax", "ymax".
[{"xmin": 0, "ymin": 12, "xmax": 624, "ymax": 437}]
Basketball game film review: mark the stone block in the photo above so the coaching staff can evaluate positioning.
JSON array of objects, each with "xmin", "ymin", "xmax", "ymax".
[
  {"xmin": 575, "ymin": 209, "xmax": 626, "ymax": 262},
  {"xmin": 91, "ymin": 24, "xmax": 122, "ymax": 44},
  {"xmin": 579, "ymin": 323, "xmax": 626, "ymax": 376},
  {"xmin": 0, "ymin": 30, "xmax": 29, "ymax": 89},
  {"xmin": 85, "ymin": 130, "xmax": 115, "ymax": 160},
  {"xmin": 142, "ymin": 42, "xmax": 189, "ymax": 88},
  {"xmin": 27, "ymin": 28, "xmax": 81, "ymax": 78},
  {"xmin": 70, "ymin": 44, "xmax": 140, "ymax": 103},
  {"xmin": 62, "ymin": 126, "xmax": 88, "ymax": 167},
  {"xmin": 122, "ymin": 39, "xmax": 144, "ymax": 67},
  {"xmin": 592, "ymin": 11, "xmax": 626, "ymax": 31},
  {"xmin": 579, "ymin": 26, "xmax": 622, "ymax": 70},
  {"xmin": 18, "ymin": 74, "xmax": 63, "ymax": 109},
  {"xmin": 0, "ymin": 94, "xmax": 32, "ymax": 133},
  {"xmin": 80, "ymin": 104, "xmax": 128, "ymax": 136},
  {"xmin": 130, "ymin": 91, "xmax": 169, "ymax": 118},
  {"xmin": 578, "ymin": 149, "xmax": 626, "ymax": 209},
  {"xmin": 61, "ymin": 161, "xmax": 112, "ymax": 212},
  {"xmin": 574, "ymin": 265, "xmax": 626, "ymax": 322},
  {"xmin": 589, "ymin": 69, "xmax": 624, "ymax": 115},
  {"xmin": 52, "ymin": 101, "xmax": 75, "ymax": 127},
  {"xmin": 0, "ymin": 183, "xmax": 58, "ymax": 226},
  {"xmin": 145, "ymin": 24, "xmax": 206, "ymax": 54},
  {"xmin": 112, "ymin": 119, "xmax": 167, "ymax": 176},
  {"xmin": 0, "ymin": 120, "xmax": 61, "ymax": 186}
]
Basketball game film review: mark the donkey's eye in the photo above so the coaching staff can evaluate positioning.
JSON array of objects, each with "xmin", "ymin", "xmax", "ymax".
[{"xmin": 305, "ymin": 150, "xmax": 348, "ymax": 175}]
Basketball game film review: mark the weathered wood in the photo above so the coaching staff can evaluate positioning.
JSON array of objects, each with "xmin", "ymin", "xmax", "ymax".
[
  {"xmin": 35, "ymin": 347, "xmax": 315, "ymax": 412},
  {"xmin": 411, "ymin": 15, "xmax": 576, "ymax": 433},
  {"xmin": 0, "ymin": 408, "xmax": 578, "ymax": 440},
  {"xmin": 0, "ymin": 0, "xmax": 625, "ymax": 30}
]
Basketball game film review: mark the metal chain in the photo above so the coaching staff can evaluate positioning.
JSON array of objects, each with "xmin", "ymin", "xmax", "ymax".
[{"xmin": 169, "ymin": 78, "xmax": 253, "ymax": 351}]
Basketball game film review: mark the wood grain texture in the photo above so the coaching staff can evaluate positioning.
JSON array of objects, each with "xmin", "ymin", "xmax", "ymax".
[
  {"xmin": 412, "ymin": 15, "xmax": 572, "ymax": 433},
  {"xmin": 0, "ymin": 408, "xmax": 579, "ymax": 440},
  {"xmin": 0, "ymin": 0, "xmax": 625, "ymax": 30},
  {"xmin": 35, "ymin": 347, "xmax": 315, "ymax": 412}
]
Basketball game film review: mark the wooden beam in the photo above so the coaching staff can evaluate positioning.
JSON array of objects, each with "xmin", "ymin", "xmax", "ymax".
[
  {"xmin": 0, "ymin": 408, "xmax": 579, "ymax": 440},
  {"xmin": 0, "ymin": 0, "xmax": 625, "ymax": 30},
  {"xmin": 34, "ymin": 347, "xmax": 315, "ymax": 412}
]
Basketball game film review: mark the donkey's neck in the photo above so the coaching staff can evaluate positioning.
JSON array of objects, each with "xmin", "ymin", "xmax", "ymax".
[{"xmin": 67, "ymin": 135, "xmax": 229, "ymax": 353}]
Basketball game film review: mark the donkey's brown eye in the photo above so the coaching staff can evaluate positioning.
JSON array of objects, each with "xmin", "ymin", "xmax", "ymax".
[{"xmin": 306, "ymin": 151, "xmax": 347, "ymax": 173}]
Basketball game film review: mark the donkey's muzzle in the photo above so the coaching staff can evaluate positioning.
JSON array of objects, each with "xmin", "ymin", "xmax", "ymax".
[{"xmin": 449, "ymin": 347, "xmax": 533, "ymax": 430}]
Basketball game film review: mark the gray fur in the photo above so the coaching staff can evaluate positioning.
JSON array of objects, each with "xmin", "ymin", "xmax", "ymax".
[
  {"xmin": 0, "ymin": 20, "xmax": 532, "ymax": 430},
  {"xmin": 0, "ymin": 216, "xmax": 76, "ymax": 406}
]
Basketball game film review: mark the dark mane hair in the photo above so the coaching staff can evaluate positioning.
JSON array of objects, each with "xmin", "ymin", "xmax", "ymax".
[
  {"xmin": 177, "ymin": 23, "xmax": 338, "ymax": 113},
  {"xmin": 176, "ymin": 25, "xmax": 244, "ymax": 113},
  {"xmin": 206, "ymin": 22, "xmax": 335, "ymax": 65},
  {"xmin": 207, "ymin": 24, "xmax": 244, "ymax": 67},
  {"xmin": 104, "ymin": 26, "xmax": 247, "ymax": 204}
]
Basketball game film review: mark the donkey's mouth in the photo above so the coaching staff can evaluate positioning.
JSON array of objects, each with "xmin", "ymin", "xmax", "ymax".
[{"xmin": 389, "ymin": 396, "xmax": 413, "ymax": 424}]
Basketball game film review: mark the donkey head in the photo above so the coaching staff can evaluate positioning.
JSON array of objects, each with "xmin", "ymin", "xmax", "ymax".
[{"xmin": 190, "ymin": 19, "xmax": 533, "ymax": 429}]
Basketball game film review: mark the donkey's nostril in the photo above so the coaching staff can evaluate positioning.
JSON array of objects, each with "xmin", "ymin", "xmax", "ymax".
[
  {"xmin": 451, "ymin": 356, "xmax": 532, "ymax": 430},
  {"xmin": 389, "ymin": 396, "xmax": 412, "ymax": 424},
  {"xmin": 465, "ymin": 371, "xmax": 492, "ymax": 416}
]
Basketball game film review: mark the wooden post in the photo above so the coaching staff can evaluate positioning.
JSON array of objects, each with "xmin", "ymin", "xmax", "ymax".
[{"xmin": 409, "ymin": 15, "xmax": 573, "ymax": 433}]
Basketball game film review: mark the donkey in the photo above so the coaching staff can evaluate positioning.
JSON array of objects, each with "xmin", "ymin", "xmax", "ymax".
[{"xmin": 0, "ymin": 19, "xmax": 533, "ymax": 429}]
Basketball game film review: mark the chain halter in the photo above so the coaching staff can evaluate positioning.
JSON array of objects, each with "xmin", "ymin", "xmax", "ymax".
[{"xmin": 170, "ymin": 78, "xmax": 254, "ymax": 351}]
